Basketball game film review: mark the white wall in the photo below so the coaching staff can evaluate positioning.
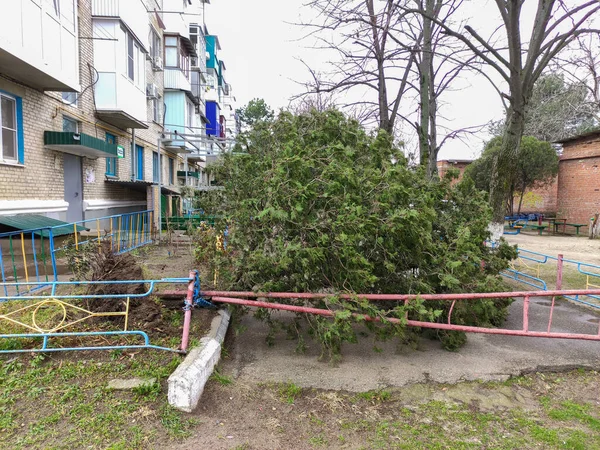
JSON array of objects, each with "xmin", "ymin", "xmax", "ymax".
[{"xmin": 0, "ymin": 0, "xmax": 79, "ymax": 90}]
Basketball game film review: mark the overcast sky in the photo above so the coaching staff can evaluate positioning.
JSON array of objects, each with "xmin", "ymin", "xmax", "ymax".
[{"xmin": 205, "ymin": 0, "xmax": 537, "ymax": 161}]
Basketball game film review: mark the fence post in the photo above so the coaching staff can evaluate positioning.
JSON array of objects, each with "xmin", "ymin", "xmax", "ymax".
[
  {"xmin": 180, "ymin": 270, "xmax": 195, "ymax": 352},
  {"xmin": 556, "ymin": 254, "xmax": 563, "ymax": 291}
]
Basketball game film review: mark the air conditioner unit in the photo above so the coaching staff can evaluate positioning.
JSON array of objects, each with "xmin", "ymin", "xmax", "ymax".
[
  {"xmin": 146, "ymin": 83, "xmax": 158, "ymax": 99},
  {"xmin": 153, "ymin": 56, "xmax": 163, "ymax": 71}
]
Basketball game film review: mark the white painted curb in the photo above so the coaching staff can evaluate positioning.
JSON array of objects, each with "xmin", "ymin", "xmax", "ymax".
[{"xmin": 168, "ymin": 309, "xmax": 231, "ymax": 412}]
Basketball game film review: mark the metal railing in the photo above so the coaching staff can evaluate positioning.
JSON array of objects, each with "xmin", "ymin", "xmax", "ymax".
[
  {"xmin": 0, "ymin": 210, "xmax": 155, "ymax": 295},
  {"xmin": 501, "ymin": 247, "xmax": 600, "ymax": 309},
  {"xmin": 0, "ymin": 275, "xmax": 194, "ymax": 354}
]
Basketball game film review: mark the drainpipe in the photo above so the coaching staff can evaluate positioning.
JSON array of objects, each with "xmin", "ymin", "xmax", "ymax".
[
  {"xmin": 131, "ymin": 129, "xmax": 136, "ymax": 181},
  {"xmin": 157, "ymin": 136, "xmax": 162, "ymax": 239}
]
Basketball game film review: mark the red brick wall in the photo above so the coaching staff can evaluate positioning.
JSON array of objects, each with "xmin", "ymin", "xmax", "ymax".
[
  {"xmin": 437, "ymin": 160, "xmax": 471, "ymax": 184},
  {"xmin": 516, "ymin": 177, "xmax": 558, "ymax": 215},
  {"xmin": 556, "ymin": 135, "xmax": 600, "ymax": 226}
]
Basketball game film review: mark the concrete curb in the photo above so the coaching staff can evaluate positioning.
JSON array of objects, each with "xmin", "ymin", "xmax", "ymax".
[{"xmin": 168, "ymin": 309, "xmax": 231, "ymax": 412}]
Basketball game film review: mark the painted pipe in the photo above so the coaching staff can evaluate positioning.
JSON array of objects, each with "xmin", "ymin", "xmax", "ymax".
[
  {"xmin": 180, "ymin": 270, "xmax": 195, "ymax": 352},
  {"xmin": 160, "ymin": 288, "xmax": 600, "ymax": 302},
  {"xmin": 210, "ymin": 296, "xmax": 600, "ymax": 341}
]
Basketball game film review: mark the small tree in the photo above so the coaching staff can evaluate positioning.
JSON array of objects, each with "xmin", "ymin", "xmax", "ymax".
[
  {"xmin": 235, "ymin": 98, "xmax": 274, "ymax": 130},
  {"xmin": 465, "ymin": 136, "xmax": 559, "ymax": 215}
]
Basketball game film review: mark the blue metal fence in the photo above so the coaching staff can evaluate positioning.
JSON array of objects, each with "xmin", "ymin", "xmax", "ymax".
[
  {"xmin": 501, "ymin": 247, "xmax": 600, "ymax": 309},
  {"xmin": 0, "ymin": 210, "xmax": 155, "ymax": 295},
  {"xmin": 0, "ymin": 277, "xmax": 191, "ymax": 354}
]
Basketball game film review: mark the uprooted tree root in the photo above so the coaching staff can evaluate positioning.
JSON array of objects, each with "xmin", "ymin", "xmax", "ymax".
[{"xmin": 82, "ymin": 242, "xmax": 175, "ymax": 334}]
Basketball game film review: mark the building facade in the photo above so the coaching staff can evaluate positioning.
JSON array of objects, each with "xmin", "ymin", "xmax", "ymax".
[
  {"xmin": 556, "ymin": 131, "xmax": 600, "ymax": 226},
  {"xmin": 0, "ymin": 0, "xmax": 234, "ymax": 226}
]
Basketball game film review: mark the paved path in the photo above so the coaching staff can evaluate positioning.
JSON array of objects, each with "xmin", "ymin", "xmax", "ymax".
[{"xmin": 223, "ymin": 296, "xmax": 600, "ymax": 391}]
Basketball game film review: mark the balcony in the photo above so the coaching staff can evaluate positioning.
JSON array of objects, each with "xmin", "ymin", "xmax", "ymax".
[
  {"xmin": 177, "ymin": 171, "xmax": 200, "ymax": 179},
  {"xmin": 92, "ymin": 0, "xmax": 148, "ymax": 49},
  {"xmin": 94, "ymin": 74, "xmax": 148, "ymax": 129},
  {"xmin": 164, "ymin": 68, "xmax": 192, "ymax": 93},
  {"xmin": 44, "ymin": 132, "xmax": 120, "ymax": 159},
  {"xmin": 0, "ymin": 0, "xmax": 79, "ymax": 91}
]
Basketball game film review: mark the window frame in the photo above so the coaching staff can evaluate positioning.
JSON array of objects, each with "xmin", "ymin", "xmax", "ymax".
[
  {"xmin": 168, "ymin": 157, "xmax": 174, "ymax": 185},
  {"xmin": 62, "ymin": 115, "xmax": 79, "ymax": 133},
  {"xmin": 127, "ymin": 33, "xmax": 135, "ymax": 81},
  {"xmin": 135, "ymin": 144, "xmax": 144, "ymax": 181},
  {"xmin": 105, "ymin": 132, "xmax": 118, "ymax": 177},
  {"xmin": 165, "ymin": 36, "xmax": 179, "ymax": 68},
  {"xmin": 0, "ymin": 93, "xmax": 18, "ymax": 163},
  {"xmin": 152, "ymin": 151, "xmax": 159, "ymax": 183},
  {"xmin": 149, "ymin": 27, "xmax": 161, "ymax": 61},
  {"xmin": 152, "ymin": 96, "xmax": 161, "ymax": 123}
]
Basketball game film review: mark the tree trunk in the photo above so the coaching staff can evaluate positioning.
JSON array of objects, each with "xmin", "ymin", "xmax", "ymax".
[
  {"xmin": 488, "ymin": 106, "xmax": 525, "ymax": 240},
  {"xmin": 516, "ymin": 183, "xmax": 526, "ymax": 215},
  {"xmin": 418, "ymin": 0, "xmax": 434, "ymax": 171}
]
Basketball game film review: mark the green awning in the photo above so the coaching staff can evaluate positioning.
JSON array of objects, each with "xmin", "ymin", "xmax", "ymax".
[
  {"xmin": 0, "ymin": 215, "xmax": 88, "ymax": 237},
  {"xmin": 44, "ymin": 131, "xmax": 119, "ymax": 159}
]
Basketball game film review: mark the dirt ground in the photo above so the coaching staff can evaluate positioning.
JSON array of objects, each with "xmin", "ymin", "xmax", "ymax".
[
  {"xmin": 167, "ymin": 367, "xmax": 600, "ymax": 450},
  {"xmin": 504, "ymin": 232, "xmax": 600, "ymax": 264}
]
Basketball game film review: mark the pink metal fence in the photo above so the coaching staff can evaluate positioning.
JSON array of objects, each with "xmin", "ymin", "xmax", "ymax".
[{"xmin": 163, "ymin": 288, "xmax": 600, "ymax": 342}]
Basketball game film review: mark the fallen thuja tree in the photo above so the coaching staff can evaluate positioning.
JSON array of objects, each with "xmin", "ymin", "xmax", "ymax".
[{"xmin": 196, "ymin": 109, "xmax": 516, "ymax": 359}]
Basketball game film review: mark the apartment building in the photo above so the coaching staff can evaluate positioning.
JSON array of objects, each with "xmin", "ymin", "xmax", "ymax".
[{"xmin": 0, "ymin": 0, "xmax": 234, "ymax": 226}]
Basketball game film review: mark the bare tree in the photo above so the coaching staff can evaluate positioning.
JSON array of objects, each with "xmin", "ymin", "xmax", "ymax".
[
  {"xmin": 296, "ymin": 0, "xmax": 417, "ymax": 134},
  {"xmin": 555, "ymin": 33, "xmax": 600, "ymax": 127},
  {"xmin": 298, "ymin": 0, "xmax": 478, "ymax": 178},
  {"xmin": 407, "ymin": 0, "xmax": 600, "ymax": 238}
]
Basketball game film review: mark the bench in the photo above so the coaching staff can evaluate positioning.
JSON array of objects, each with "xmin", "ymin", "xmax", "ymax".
[
  {"xmin": 565, "ymin": 223, "xmax": 586, "ymax": 236},
  {"xmin": 528, "ymin": 224, "xmax": 548, "ymax": 235}
]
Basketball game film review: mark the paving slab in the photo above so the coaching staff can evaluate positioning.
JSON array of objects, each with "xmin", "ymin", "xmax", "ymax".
[{"xmin": 224, "ymin": 296, "xmax": 600, "ymax": 392}]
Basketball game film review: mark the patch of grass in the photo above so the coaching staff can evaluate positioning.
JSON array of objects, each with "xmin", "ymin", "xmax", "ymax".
[
  {"xmin": 279, "ymin": 382, "xmax": 302, "ymax": 404},
  {"xmin": 548, "ymin": 400, "xmax": 600, "ymax": 431},
  {"xmin": 308, "ymin": 433, "xmax": 328, "ymax": 447},
  {"xmin": 353, "ymin": 389, "xmax": 392, "ymax": 403},
  {"xmin": 159, "ymin": 404, "xmax": 200, "ymax": 438},
  {"xmin": 132, "ymin": 382, "xmax": 161, "ymax": 401},
  {"xmin": 210, "ymin": 368, "xmax": 233, "ymax": 386}
]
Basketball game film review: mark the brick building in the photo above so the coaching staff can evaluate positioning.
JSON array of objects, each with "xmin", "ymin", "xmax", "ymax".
[
  {"xmin": 436, "ymin": 159, "xmax": 472, "ymax": 182},
  {"xmin": 0, "ymin": 0, "xmax": 232, "ymax": 228},
  {"xmin": 555, "ymin": 130, "xmax": 600, "ymax": 226}
]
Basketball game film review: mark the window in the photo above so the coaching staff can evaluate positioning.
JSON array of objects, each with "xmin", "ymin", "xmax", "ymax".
[
  {"xmin": 149, "ymin": 28, "xmax": 161, "ymax": 61},
  {"xmin": 62, "ymin": 115, "xmax": 78, "ymax": 133},
  {"xmin": 152, "ymin": 97, "xmax": 160, "ymax": 123},
  {"xmin": 135, "ymin": 145, "xmax": 144, "ymax": 181},
  {"xmin": 152, "ymin": 151, "xmax": 159, "ymax": 182},
  {"xmin": 105, "ymin": 133, "xmax": 117, "ymax": 177},
  {"xmin": 181, "ymin": 47, "xmax": 190, "ymax": 79},
  {"xmin": 0, "ymin": 94, "xmax": 18, "ymax": 162},
  {"xmin": 62, "ymin": 92, "xmax": 77, "ymax": 105},
  {"xmin": 186, "ymin": 101, "xmax": 194, "ymax": 128},
  {"xmin": 127, "ymin": 33, "xmax": 135, "ymax": 81},
  {"xmin": 168, "ymin": 157, "xmax": 174, "ymax": 185},
  {"xmin": 165, "ymin": 36, "xmax": 178, "ymax": 68}
]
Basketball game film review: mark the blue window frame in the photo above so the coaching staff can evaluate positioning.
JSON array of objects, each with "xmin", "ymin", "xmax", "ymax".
[
  {"xmin": 152, "ymin": 151, "xmax": 159, "ymax": 182},
  {"xmin": 105, "ymin": 132, "xmax": 117, "ymax": 176},
  {"xmin": 0, "ymin": 90, "xmax": 24, "ymax": 164},
  {"xmin": 136, "ymin": 144, "xmax": 144, "ymax": 181}
]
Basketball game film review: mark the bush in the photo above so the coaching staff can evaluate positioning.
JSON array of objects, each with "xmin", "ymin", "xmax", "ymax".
[{"xmin": 197, "ymin": 109, "xmax": 516, "ymax": 358}]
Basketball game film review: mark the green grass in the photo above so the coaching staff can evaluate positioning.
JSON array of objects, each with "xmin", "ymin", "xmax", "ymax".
[
  {"xmin": 0, "ymin": 352, "xmax": 195, "ymax": 449},
  {"xmin": 353, "ymin": 389, "xmax": 392, "ymax": 403},
  {"xmin": 209, "ymin": 368, "xmax": 233, "ymax": 386},
  {"xmin": 278, "ymin": 382, "xmax": 302, "ymax": 404}
]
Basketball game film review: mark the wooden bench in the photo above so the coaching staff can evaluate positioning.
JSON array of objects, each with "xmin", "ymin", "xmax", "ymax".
[
  {"xmin": 528, "ymin": 224, "xmax": 548, "ymax": 235},
  {"xmin": 565, "ymin": 223, "xmax": 586, "ymax": 236}
]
